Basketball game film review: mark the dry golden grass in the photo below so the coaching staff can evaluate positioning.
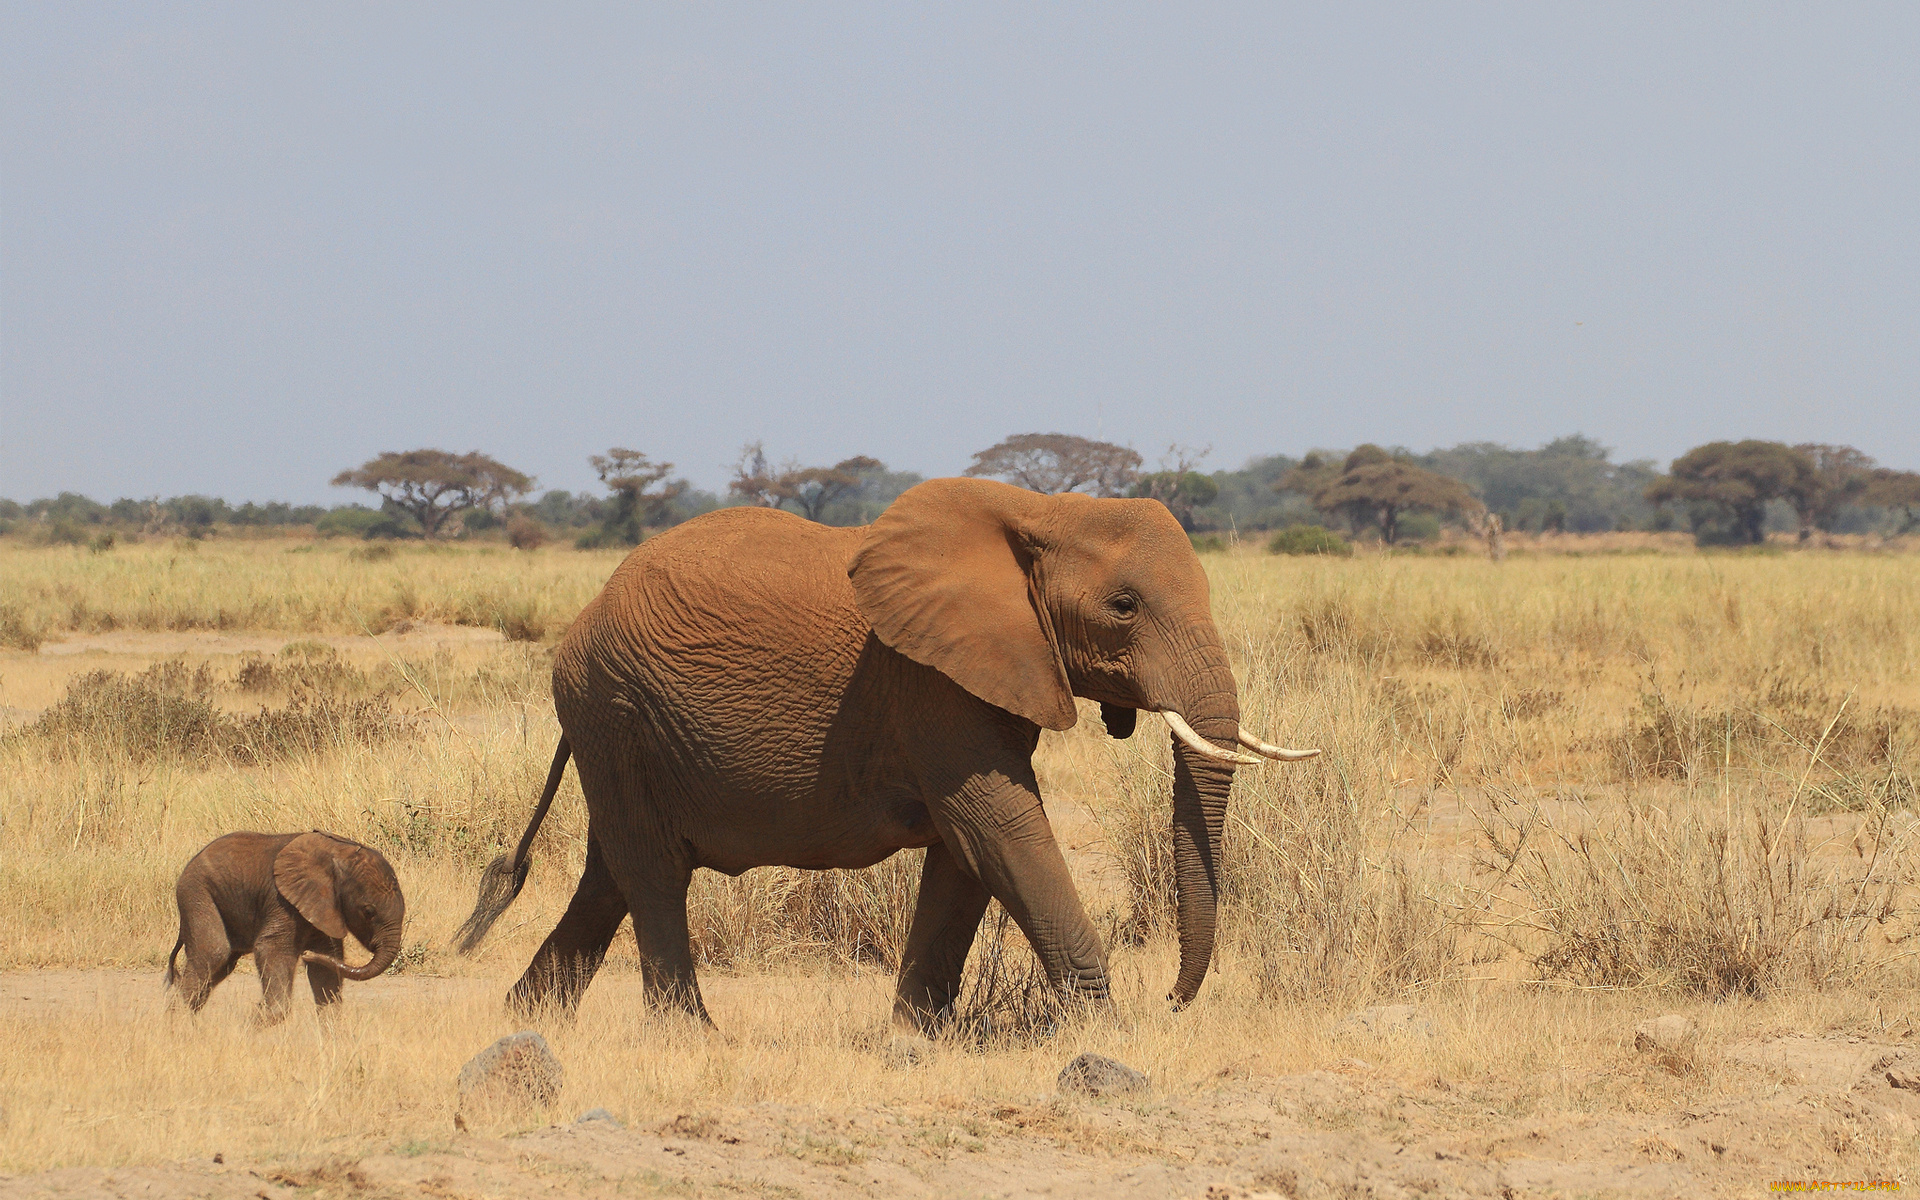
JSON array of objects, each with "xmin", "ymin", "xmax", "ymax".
[
  {"xmin": 0, "ymin": 538, "xmax": 627, "ymax": 650},
  {"xmin": 11, "ymin": 947, "xmax": 1905, "ymax": 1171},
  {"xmin": 2, "ymin": 536, "xmax": 1919, "ymax": 1174}
]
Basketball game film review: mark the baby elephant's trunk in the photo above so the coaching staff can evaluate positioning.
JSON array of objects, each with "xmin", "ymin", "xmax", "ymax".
[{"xmin": 302, "ymin": 923, "xmax": 402, "ymax": 981}]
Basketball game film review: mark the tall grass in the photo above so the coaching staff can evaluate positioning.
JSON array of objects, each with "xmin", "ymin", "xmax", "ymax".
[
  {"xmin": 3, "ymin": 542, "xmax": 1917, "ymax": 988},
  {"xmin": 0, "ymin": 540, "xmax": 626, "ymax": 644}
]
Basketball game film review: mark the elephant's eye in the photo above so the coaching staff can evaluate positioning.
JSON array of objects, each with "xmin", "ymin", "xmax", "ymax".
[{"xmin": 1109, "ymin": 593, "xmax": 1139, "ymax": 619}]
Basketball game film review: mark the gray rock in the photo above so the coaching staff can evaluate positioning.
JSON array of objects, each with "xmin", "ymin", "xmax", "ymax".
[
  {"xmin": 1057, "ymin": 1052, "xmax": 1150, "ymax": 1097},
  {"xmin": 1633, "ymin": 1014, "xmax": 1697, "ymax": 1054},
  {"xmin": 575, "ymin": 1107, "xmax": 623, "ymax": 1128},
  {"xmin": 1334, "ymin": 1004, "xmax": 1438, "ymax": 1039},
  {"xmin": 458, "ymin": 1031, "xmax": 564, "ymax": 1115}
]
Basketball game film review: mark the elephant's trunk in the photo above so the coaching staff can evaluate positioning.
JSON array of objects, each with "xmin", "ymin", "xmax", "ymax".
[
  {"xmin": 1167, "ymin": 652, "xmax": 1240, "ymax": 1009},
  {"xmin": 303, "ymin": 921, "xmax": 402, "ymax": 981}
]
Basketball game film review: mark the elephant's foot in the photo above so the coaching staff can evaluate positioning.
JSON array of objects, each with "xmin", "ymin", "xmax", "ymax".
[
  {"xmin": 881, "ymin": 1032, "xmax": 935, "ymax": 1069},
  {"xmin": 250, "ymin": 1004, "xmax": 291, "ymax": 1028},
  {"xmin": 505, "ymin": 982, "xmax": 586, "ymax": 1025}
]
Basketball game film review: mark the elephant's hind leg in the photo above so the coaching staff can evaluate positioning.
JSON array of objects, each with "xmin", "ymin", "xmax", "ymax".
[
  {"xmin": 892, "ymin": 842, "xmax": 992, "ymax": 1034},
  {"xmin": 508, "ymin": 835, "xmax": 629, "ymax": 1019},
  {"xmin": 602, "ymin": 846, "xmax": 710, "ymax": 1026},
  {"xmin": 170, "ymin": 901, "xmax": 232, "ymax": 1014}
]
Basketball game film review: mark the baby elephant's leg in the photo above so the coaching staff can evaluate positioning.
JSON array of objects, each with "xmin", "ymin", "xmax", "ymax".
[
  {"xmin": 253, "ymin": 924, "xmax": 302, "ymax": 1026},
  {"xmin": 172, "ymin": 905, "xmax": 233, "ymax": 1014},
  {"xmin": 306, "ymin": 936, "xmax": 345, "ymax": 1010}
]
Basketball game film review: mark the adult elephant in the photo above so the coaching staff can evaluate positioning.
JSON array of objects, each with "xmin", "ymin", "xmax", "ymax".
[{"xmin": 456, "ymin": 478, "xmax": 1315, "ymax": 1031}]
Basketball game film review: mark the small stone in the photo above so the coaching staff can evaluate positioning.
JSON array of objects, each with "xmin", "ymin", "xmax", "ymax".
[
  {"xmin": 458, "ymin": 1030, "xmax": 564, "ymax": 1116},
  {"xmin": 1633, "ymin": 1014, "xmax": 1697, "ymax": 1054},
  {"xmin": 1333, "ymin": 1004, "xmax": 1437, "ymax": 1039},
  {"xmin": 575, "ymin": 1108, "xmax": 623, "ymax": 1128},
  {"xmin": 1884, "ymin": 1055, "xmax": 1920, "ymax": 1090},
  {"xmin": 1057, "ymin": 1052, "xmax": 1150, "ymax": 1097},
  {"xmin": 663, "ymin": 1114, "xmax": 718, "ymax": 1139}
]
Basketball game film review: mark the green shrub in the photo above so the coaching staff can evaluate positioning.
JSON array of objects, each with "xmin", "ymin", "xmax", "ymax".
[
  {"xmin": 1267, "ymin": 524, "xmax": 1352, "ymax": 557},
  {"xmin": 1396, "ymin": 512, "xmax": 1442, "ymax": 543},
  {"xmin": 42, "ymin": 520, "xmax": 89, "ymax": 546},
  {"xmin": 317, "ymin": 506, "xmax": 411, "ymax": 539}
]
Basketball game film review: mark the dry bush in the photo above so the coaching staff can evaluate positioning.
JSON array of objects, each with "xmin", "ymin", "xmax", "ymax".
[
  {"xmin": 0, "ymin": 601, "xmax": 44, "ymax": 650},
  {"xmin": 488, "ymin": 599, "xmax": 548, "ymax": 643},
  {"xmin": 233, "ymin": 642, "xmax": 363, "ymax": 694},
  {"xmin": 1473, "ymin": 787, "xmax": 1911, "ymax": 995},
  {"xmin": 17, "ymin": 659, "xmax": 412, "ymax": 767},
  {"xmin": 1615, "ymin": 672, "xmax": 1918, "ymax": 790},
  {"xmin": 226, "ymin": 690, "xmax": 414, "ymax": 766},
  {"xmin": 24, "ymin": 664, "xmax": 227, "ymax": 761},
  {"xmin": 506, "ymin": 515, "xmax": 548, "ymax": 550}
]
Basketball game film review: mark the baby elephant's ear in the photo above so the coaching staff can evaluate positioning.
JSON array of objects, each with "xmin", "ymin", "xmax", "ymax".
[{"xmin": 273, "ymin": 833, "xmax": 348, "ymax": 939}]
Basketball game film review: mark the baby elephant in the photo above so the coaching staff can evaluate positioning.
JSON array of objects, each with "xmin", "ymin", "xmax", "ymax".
[{"xmin": 166, "ymin": 830, "xmax": 406, "ymax": 1023}]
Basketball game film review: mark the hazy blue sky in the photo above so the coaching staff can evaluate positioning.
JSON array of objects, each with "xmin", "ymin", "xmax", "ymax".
[{"xmin": 3, "ymin": 5, "xmax": 1915, "ymax": 503}]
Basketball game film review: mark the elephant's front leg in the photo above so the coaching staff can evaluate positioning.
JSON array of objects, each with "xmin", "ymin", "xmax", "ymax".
[
  {"xmin": 932, "ymin": 772, "xmax": 1111, "ymax": 1008},
  {"xmin": 306, "ymin": 936, "xmax": 345, "ymax": 1010},
  {"xmin": 253, "ymin": 927, "xmax": 302, "ymax": 1026},
  {"xmin": 892, "ymin": 841, "xmax": 992, "ymax": 1033}
]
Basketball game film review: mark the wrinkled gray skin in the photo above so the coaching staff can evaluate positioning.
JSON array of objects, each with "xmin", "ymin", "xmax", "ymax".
[
  {"xmin": 464, "ymin": 477, "xmax": 1249, "ymax": 1034},
  {"xmin": 166, "ymin": 830, "xmax": 405, "ymax": 1023}
]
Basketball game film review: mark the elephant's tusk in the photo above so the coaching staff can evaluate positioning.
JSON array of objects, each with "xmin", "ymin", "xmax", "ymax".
[
  {"xmin": 1237, "ymin": 730, "xmax": 1322, "ymax": 762},
  {"xmin": 1160, "ymin": 711, "xmax": 1264, "ymax": 766}
]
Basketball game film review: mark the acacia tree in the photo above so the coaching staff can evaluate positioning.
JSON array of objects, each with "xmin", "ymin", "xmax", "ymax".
[
  {"xmin": 589, "ymin": 448, "xmax": 688, "ymax": 545},
  {"xmin": 1273, "ymin": 451, "xmax": 1344, "ymax": 506},
  {"xmin": 1865, "ymin": 469, "xmax": 1920, "ymax": 533},
  {"xmin": 786, "ymin": 456, "xmax": 884, "ymax": 521},
  {"xmin": 728, "ymin": 443, "xmax": 887, "ymax": 523},
  {"xmin": 331, "ymin": 449, "xmax": 533, "ymax": 539},
  {"xmin": 1130, "ymin": 445, "xmax": 1218, "ymax": 530},
  {"xmin": 963, "ymin": 433, "xmax": 1142, "ymax": 497},
  {"xmin": 1645, "ymin": 441, "xmax": 1815, "ymax": 545},
  {"xmin": 728, "ymin": 442, "xmax": 793, "ymax": 509},
  {"xmin": 1788, "ymin": 444, "xmax": 1875, "ymax": 538},
  {"xmin": 1304, "ymin": 445, "xmax": 1482, "ymax": 543}
]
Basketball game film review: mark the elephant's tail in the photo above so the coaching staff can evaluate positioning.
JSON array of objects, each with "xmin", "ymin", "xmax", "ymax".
[
  {"xmin": 164, "ymin": 934, "xmax": 184, "ymax": 989},
  {"xmin": 453, "ymin": 736, "xmax": 571, "ymax": 956}
]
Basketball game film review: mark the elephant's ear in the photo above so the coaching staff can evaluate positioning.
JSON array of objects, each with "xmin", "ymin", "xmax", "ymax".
[
  {"xmin": 273, "ymin": 833, "xmax": 348, "ymax": 939},
  {"xmin": 849, "ymin": 478, "xmax": 1076, "ymax": 731}
]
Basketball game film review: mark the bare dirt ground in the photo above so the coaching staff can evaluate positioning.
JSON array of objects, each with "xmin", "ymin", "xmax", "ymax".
[{"xmin": 3, "ymin": 971, "xmax": 1916, "ymax": 1198}]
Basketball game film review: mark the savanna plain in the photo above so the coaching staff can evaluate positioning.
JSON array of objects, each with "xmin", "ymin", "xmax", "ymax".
[{"xmin": 3, "ymin": 535, "xmax": 1919, "ymax": 1198}]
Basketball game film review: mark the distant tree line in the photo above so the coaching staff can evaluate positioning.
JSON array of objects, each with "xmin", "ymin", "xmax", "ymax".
[{"xmin": 4, "ymin": 433, "xmax": 1915, "ymax": 549}]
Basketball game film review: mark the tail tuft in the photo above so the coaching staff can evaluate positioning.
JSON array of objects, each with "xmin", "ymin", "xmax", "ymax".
[
  {"xmin": 452, "ymin": 853, "xmax": 531, "ymax": 955},
  {"xmin": 165, "ymin": 938, "xmax": 184, "ymax": 988}
]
